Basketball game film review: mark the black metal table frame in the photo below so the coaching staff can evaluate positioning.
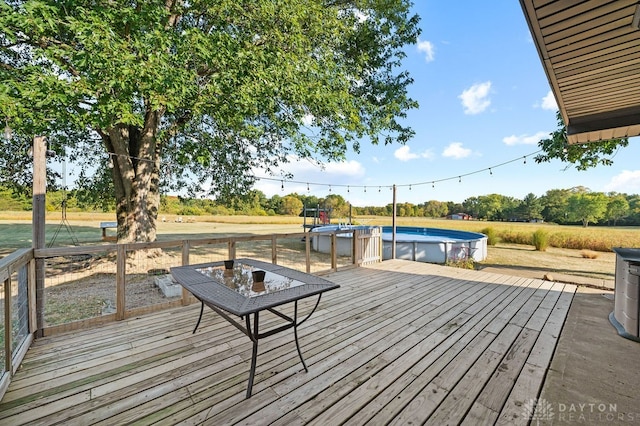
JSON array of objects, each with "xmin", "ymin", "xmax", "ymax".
[
  {"xmin": 171, "ymin": 259, "xmax": 338, "ymax": 399},
  {"xmin": 193, "ymin": 294, "xmax": 322, "ymax": 398}
]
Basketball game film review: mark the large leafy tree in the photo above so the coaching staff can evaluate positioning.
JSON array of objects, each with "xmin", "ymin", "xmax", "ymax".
[
  {"xmin": 0, "ymin": 0, "xmax": 419, "ymax": 242},
  {"xmin": 605, "ymin": 193, "xmax": 629, "ymax": 226},
  {"xmin": 535, "ymin": 111, "xmax": 629, "ymax": 170},
  {"xmin": 539, "ymin": 188, "xmax": 570, "ymax": 224},
  {"xmin": 421, "ymin": 200, "xmax": 448, "ymax": 218},
  {"xmin": 518, "ymin": 192, "xmax": 543, "ymax": 221},
  {"xmin": 566, "ymin": 190, "xmax": 608, "ymax": 227}
]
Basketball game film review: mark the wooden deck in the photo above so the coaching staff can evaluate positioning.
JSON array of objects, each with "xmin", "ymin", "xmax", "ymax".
[{"xmin": 0, "ymin": 260, "xmax": 576, "ymax": 425}]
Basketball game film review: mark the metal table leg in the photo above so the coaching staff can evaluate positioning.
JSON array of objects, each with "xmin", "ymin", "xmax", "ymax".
[
  {"xmin": 196, "ymin": 295, "xmax": 324, "ymax": 398},
  {"xmin": 192, "ymin": 301, "xmax": 205, "ymax": 334},
  {"xmin": 293, "ymin": 301, "xmax": 308, "ymax": 372},
  {"xmin": 246, "ymin": 312, "xmax": 259, "ymax": 398}
]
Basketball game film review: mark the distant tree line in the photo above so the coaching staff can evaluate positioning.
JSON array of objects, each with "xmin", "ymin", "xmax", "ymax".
[{"xmin": 2, "ymin": 185, "xmax": 638, "ymax": 227}]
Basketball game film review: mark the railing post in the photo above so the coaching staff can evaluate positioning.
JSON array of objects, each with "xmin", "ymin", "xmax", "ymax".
[
  {"xmin": 352, "ymin": 230, "xmax": 359, "ymax": 266},
  {"xmin": 181, "ymin": 240, "xmax": 190, "ymax": 266},
  {"xmin": 116, "ymin": 244, "xmax": 126, "ymax": 320},
  {"xmin": 305, "ymin": 232, "xmax": 311, "ymax": 273},
  {"xmin": 181, "ymin": 241, "xmax": 191, "ymax": 305},
  {"xmin": 28, "ymin": 258, "xmax": 37, "ymax": 334},
  {"xmin": 331, "ymin": 232, "xmax": 337, "ymax": 271},
  {"xmin": 271, "ymin": 235, "xmax": 277, "ymax": 265},
  {"xmin": 32, "ymin": 136, "xmax": 47, "ymax": 337},
  {"xmin": 228, "ymin": 239, "xmax": 236, "ymax": 260},
  {"xmin": 3, "ymin": 276, "xmax": 11, "ymax": 373}
]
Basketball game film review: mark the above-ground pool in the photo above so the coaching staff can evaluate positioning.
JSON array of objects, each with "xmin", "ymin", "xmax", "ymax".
[{"xmin": 310, "ymin": 225, "xmax": 487, "ymax": 264}]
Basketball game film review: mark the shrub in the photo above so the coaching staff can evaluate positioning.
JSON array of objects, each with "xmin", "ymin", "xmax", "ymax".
[
  {"xmin": 481, "ymin": 227, "xmax": 499, "ymax": 245},
  {"xmin": 532, "ymin": 229, "xmax": 549, "ymax": 251},
  {"xmin": 499, "ymin": 229, "xmax": 533, "ymax": 245},
  {"xmin": 446, "ymin": 258, "xmax": 476, "ymax": 270},
  {"xmin": 581, "ymin": 249, "xmax": 599, "ymax": 259},
  {"xmin": 178, "ymin": 206, "xmax": 205, "ymax": 215}
]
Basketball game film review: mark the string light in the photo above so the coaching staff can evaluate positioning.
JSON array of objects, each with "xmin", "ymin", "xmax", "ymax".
[{"xmin": 250, "ymin": 149, "xmax": 542, "ymax": 195}]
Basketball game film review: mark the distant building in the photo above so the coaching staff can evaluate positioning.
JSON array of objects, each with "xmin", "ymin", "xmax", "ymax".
[{"xmin": 447, "ymin": 213, "xmax": 472, "ymax": 220}]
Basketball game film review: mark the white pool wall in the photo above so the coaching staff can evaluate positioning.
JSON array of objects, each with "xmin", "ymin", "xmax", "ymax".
[{"xmin": 310, "ymin": 225, "xmax": 487, "ymax": 264}]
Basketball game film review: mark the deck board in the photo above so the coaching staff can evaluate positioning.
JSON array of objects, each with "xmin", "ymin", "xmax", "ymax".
[{"xmin": 0, "ymin": 260, "xmax": 575, "ymax": 425}]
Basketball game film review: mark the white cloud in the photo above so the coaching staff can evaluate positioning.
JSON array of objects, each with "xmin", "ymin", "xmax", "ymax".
[
  {"xmin": 442, "ymin": 142, "xmax": 472, "ymax": 159},
  {"xmin": 459, "ymin": 81, "xmax": 492, "ymax": 115},
  {"xmin": 605, "ymin": 170, "xmax": 640, "ymax": 193},
  {"xmin": 417, "ymin": 38, "xmax": 435, "ymax": 62},
  {"xmin": 541, "ymin": 90, "xmax": 557, "ymax": 111},
  {"xmin": 502, "ymin": 131, "xmax": 549, "ymax": 146},
  {"xmin": 323, "ymin": 160, "xmax": 365, "ymax": 175},
  {"xmin": 394, "ymin": 145, "xmax": 434, "ymax": 161}
]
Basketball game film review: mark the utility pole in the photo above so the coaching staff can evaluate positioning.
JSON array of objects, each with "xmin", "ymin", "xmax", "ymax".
[{"xmin": 392, "ymin": 184, "xmax": 396, "ymax": 259}]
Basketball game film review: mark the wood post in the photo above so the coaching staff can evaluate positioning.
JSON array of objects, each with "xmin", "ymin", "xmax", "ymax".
[
  {"xmin": 32, "ymin": 136, "xmax": 47, "ymax": 337},
  {"xmin": 271, "ymin": 235, "xmax": 277, "ymax": 265},
  {"xmin": 3, "ymin": 277, "xmax": 10, "ymax": 371},
  {"xmin": 305, "ymin": 233, "xmax": 311, "ymax": 273},
  {"xmin": 228, "ymin": 239, "xmax": 236, "ymax": 260},
  {"xmin": 331, "ymin": 233, "xmax": 337, "ymax": 271},
  {"xmin": 181, "ymin": 241, "xmax": 191, "ymax": 305},
  {"xmin": 116, "ymin": 244, "xmax": 126, "ymax": 320}
]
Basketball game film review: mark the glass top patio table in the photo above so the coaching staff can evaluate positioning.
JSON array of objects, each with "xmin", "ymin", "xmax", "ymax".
[
  {"xmin": 170, "ymin": 258, "xmax": 340, "ymax": 398},
  {"xmin": 171, "ymin": 258, "xmax": 339, "ymax": 315}
]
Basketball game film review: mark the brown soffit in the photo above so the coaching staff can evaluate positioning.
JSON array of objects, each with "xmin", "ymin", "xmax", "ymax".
[{"xmin": 520, "ymin": 0, "xmax": 640, "ymax": 144}]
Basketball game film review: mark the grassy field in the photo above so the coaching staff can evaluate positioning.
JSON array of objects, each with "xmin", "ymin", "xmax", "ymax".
[{"xmin": 2, "ymin": 211, "xmax": 637, "ymax": 282}]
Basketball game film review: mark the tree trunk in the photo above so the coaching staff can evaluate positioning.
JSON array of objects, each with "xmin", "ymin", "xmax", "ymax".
[{"xmin": 102, "ymin": 109, "xmax": 162, "ymax": 243}]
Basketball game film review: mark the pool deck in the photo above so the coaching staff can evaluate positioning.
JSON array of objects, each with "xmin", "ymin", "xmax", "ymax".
[
  {"xmin": 537, "ymin": 286, "xmax": 640, "ymax": 425},
  {"xmin": 1, "ymin": 260, "xmax": 638, "ymax": 424}
]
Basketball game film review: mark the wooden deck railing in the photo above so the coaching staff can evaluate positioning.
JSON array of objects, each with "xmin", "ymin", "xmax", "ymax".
[
  {"xmin": 0, "ymin": 248, "xmax": 35, "ymax": 399},
  {"xmin": 0, "ymin": 228, "xmax": 381, "ymax": 401}
]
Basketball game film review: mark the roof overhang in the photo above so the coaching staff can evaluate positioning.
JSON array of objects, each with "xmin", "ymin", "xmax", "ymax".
[{"xmin": 520, "ymin": 0, "xmax": 640, "ymax": 144}]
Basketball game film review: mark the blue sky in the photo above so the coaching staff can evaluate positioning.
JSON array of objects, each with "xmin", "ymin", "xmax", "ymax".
[{"xmin": 253, "ymin": 1, "xmax": 640, "ymax": 207}]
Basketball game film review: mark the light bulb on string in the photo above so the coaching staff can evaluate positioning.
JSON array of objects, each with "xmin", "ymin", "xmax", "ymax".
[
  {"xmin": 307, "ymin": 183, "xmax": 310, "ymax": 192},
  {"xmin": 489, "ymin": 168, "xmax": 493, "ymax": 176},
  {"xmin": 364, "ymin": 186, "xmax": 367, "ymax": 193},
  {"xmin": 409, "ymin": 184, "xmax": 412, "ymax": 191},
  {"xmin": 432, "ymin": 182, "xmax": 435, "ymax": 189},
  {"xmin": 347, "ymin": 186, "xmax": 350, "ymax": 193},
  {"xmin": 378, "ymin": 186, "xmax": 381, "ymax": 192},
  {"xmin": 458, "ymin": 176, "xmax": 461, "ymax": 183},
  {"xmin": 523, "ymin": 156, "xmax": 527, "ymax": 164},
  {"xmin": 329, "ymin": 185, "xmax": 332, "ymax": 192},
  {"xmin": 281, "ymin": 180, "xmax": 284, "ymax": 191}
]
